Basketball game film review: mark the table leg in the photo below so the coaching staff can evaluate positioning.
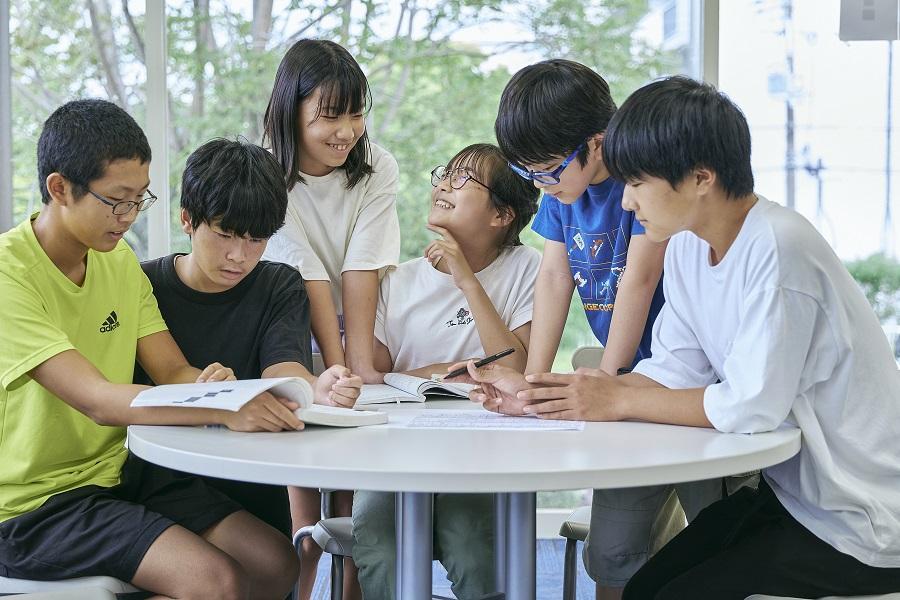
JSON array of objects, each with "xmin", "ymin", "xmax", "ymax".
[
  {"xmin": 505, "ymin": 491, "xmax": 536, "ymax": 600},
  {"xmin": 395, "ymin": 491, "xmax": 433, "ymax": 600},
  {"xmin": 494, "ymin": 493, "xmax": 508, "ymax": 594}
]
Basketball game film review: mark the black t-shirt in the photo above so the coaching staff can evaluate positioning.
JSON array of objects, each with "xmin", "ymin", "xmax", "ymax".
[
  {"xmin": 134, "ymin": 254, "xmax": 312, "ymax": 536},
  {"xmin": 136, "ymin": 254, "xmax": 311, "ymax": 383}
]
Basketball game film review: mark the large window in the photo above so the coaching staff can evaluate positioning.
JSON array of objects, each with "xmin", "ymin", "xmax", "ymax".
[
  {"xmin": 3, "ymin": 0, "xmax": 703, "ymax": 517},
  {"xmin": 8, "ymin": 0, "xmax": 148, "ymax": 255},
  {"xmin": 719, "ymin": 0, "xmax": 900, "ymax": 349}
]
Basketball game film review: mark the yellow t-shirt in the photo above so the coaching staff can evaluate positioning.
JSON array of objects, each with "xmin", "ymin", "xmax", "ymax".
[{"xmin": 0, "ymin": 216, "xmax": 168, "ymax": 523}]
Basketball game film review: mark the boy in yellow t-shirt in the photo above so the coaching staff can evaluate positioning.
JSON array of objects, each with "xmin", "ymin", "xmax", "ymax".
[{"xmin": 0, "ymin": 100, "xmax": 299, "ymax": 599}]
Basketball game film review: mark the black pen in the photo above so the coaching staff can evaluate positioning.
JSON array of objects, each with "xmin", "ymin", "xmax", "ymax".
[{"xmin": 444, "ymin": 347, "xmax": 515, "ymax": 379}]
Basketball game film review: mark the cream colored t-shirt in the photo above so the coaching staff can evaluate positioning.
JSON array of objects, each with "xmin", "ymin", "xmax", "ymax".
[
  {"xmin": 263, "ymin": 143, "xmax": 401, "ymax": 313},
  {"xmin": 0, "ymin": 216, "xmax": 167, "ymax": 523},
  {"xmin": 375, "ymin": 245, "xmax": 541, "ymax": 372}
]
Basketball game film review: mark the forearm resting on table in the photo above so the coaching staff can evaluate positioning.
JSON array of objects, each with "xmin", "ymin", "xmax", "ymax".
[
  {"xmin": 30, "ymin": 349, "xmax": 234, "ymax": 427},
  {"xmin": 615, "ymin": 384, "xmax": 712, "ymax": 428}
]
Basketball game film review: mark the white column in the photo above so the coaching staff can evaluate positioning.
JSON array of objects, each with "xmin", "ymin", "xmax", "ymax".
[
  {"xmin": 0, "ymin": 0, "xmax": 13, "ymax": 232},
  {"xmin": 702, "ymin": 0, "xmax": 720, "ymax": 87},
  {"xmin": 145, "ymin": 0, "xmax": 170, "ymax": 258}
]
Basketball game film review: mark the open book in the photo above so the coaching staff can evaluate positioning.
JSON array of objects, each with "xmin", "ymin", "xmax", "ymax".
[
  {"xmin": 131, "ymin": 377, "xmax": 387, "ymax": 427},
  {"xmin": 355, "ymin": 373, "xmax": 478, "ymax": 406}
]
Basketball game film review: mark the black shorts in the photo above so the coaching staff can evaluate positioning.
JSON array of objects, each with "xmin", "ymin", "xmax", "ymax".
[{"xmin": 0, "ymin": 453, "xmax": 241, "ymax": 583}]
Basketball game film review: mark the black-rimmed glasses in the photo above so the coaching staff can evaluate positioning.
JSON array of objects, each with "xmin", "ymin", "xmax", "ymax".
[
  {"xmin": 89, "ymin": 189, "xmax": 158, "ymax": 215},
  {"xmin": 431, "ymin": 166, "xmax": 496, "ymax": 195}
]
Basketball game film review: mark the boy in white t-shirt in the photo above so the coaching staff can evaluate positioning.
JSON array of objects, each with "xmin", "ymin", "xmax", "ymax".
[
  {"xmin": 462, "ymin": 77, "xmax": 900, "ymax": 598},
  {"xmin": 352, "ymin": 143, "xmax": 541, "ymax": 600}
]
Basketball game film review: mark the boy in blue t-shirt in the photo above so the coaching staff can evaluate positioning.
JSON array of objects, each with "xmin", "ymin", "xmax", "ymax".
[{"xmin": 493, "ymin": 60, "xmax": 726, "ymax": 599}]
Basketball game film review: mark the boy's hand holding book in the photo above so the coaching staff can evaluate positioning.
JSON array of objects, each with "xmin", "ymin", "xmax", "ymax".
[
  {"xmin": 195, "ymin": 362, "xmax": 236, "ymax": 383},
  {"xmin": 315, "ymin": 365, "xmax": 362, "ymax": 408},
  {"xmin": 223, "ymin": 391, "xmax": 305, "ymax": 432},
  {"xmin": 424, "ymin": 225, "xmax": 478, "ymax": 292}
]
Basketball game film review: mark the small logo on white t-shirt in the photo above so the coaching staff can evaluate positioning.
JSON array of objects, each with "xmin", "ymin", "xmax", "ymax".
[{"xmin": 445, "ymin": 307, "xmax": 474, "ymax": 328}]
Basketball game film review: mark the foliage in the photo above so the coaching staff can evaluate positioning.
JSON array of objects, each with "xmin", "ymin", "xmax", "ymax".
[
  {"xmin": 8, "ymin": 0, "xmax": 675, "ymax": 370},
  {"xmin": 845, "ymin": 253, "xmax": 900, "ymax": 322}
]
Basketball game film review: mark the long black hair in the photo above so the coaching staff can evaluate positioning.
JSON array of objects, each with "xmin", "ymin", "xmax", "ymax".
[{"xmin": 263, "ymin": 39, "xmax": 373, "ymax": 192}]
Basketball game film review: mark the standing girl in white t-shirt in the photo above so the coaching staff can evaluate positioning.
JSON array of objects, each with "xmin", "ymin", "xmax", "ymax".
[{"xmin": 261, "ymin": 38, "xmax": 400, "ymax": 600}]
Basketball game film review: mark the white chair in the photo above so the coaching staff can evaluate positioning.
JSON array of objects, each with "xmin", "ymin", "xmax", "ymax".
[{"xmin": 0, "ymin": 575, "xmax": 138, "ymax": 596}]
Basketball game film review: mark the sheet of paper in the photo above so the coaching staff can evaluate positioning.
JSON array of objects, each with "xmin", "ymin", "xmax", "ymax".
[{"xmin": 404, "ymin": 409, "xmax": 584, "ymax": 431}]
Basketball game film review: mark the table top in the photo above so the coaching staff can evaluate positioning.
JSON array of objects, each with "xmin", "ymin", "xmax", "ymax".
[{"xmin": 128, "ymin": 401, "xmax": 801, "ymax": 493}]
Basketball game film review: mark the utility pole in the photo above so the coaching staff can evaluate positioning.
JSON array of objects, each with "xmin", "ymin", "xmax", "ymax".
[{"xmin": 783, "ymin": 0, "xmax": 796, "ymax": 210}]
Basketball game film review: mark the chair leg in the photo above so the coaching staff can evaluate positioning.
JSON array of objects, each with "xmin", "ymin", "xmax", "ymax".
[
  {"xmin": 562, "ymin": 538, "xmax": 578, "ymax": 600},
  {"xmin": 331, "ymin": 553, "xmax": 345, "ymax": 600}
]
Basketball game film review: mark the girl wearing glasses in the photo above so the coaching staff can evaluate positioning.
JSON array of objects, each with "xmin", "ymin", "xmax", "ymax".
[
  {"xmin": 261, "ymin": 39, "xmax": 399, "ymax": 599},
  {"xmin": 352, "ymin": 143, "xmax": 540, "ymax": 600}
]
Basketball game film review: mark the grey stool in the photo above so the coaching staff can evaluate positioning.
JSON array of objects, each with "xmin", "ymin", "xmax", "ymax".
[
  {"xmin": 0, "ymin": 575, "xmax": 138, "ymax": 597},
  {"xmin": 293, "ymin": 516, "xmax": 354, "ymax": 600},
  {"xmin": 559, "ymin": 505, "xmax": 591, "ymax": 600}
]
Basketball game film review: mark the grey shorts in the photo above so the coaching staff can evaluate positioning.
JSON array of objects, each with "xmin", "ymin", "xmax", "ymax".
[{"xmin": 583, "ymin": 474, "xmax": 758, "ymax": 586}]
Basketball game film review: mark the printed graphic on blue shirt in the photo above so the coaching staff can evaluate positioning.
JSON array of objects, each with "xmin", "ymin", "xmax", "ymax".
[
  {"xmin": 530, "ymin": 177, "xmax": 665, "ymax": 366},
  {"xmin": 566, "ymin": 225, "xmax": 629, "ymax": 311}
]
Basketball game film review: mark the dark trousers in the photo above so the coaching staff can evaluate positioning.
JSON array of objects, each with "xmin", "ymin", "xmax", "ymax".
[{"xmin": 624, "ymin": 480, "xmax": 900, "ymax": 600}]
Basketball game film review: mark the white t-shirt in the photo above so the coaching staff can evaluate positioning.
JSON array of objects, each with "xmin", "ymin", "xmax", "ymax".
[
  {"xmin": 375, "ymin": 245, "xmax": 541, "ymax": 372},
  {"xmin": 634, "ymin": 197, "xmax": 900, "ymax": 568},
  {"xmin": 263, "ymin": 143, "xmax": 401, "ymax": 313}
]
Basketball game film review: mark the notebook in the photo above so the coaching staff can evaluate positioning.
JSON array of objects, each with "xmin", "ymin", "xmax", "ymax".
[
  {"xmin": 355, "ymin": 373, "xmax": 478, "ymax": 406},
  {"xmin": 130, "ymin": 377, "xmax": 388, "ymax": 427}
]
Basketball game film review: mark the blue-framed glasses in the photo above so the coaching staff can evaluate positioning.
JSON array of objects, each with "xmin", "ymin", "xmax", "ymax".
[{"xmin": 508, "ymin": 141, "xmax": 587, "ymax": 185}]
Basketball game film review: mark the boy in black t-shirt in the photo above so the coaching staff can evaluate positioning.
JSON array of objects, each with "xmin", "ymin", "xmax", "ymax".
[{"xmin": 135, "ymin": 138, "xmax": 362, "ymax": 536}]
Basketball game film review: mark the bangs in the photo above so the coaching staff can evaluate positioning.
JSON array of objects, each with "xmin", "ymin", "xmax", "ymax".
[
  {"xmin": 315, "ymin": 70, "xmax": 370, "ymax": 118},
  {"xmin": 447, "ymin": 144, "xmax": 504, "ymax": 188},
  {"xmin": 213, "ymin": 186, "xmax": 282, "ymax": 239}
]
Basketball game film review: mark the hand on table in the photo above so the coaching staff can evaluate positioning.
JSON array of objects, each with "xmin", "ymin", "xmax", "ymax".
[
  {"xmin": 315, "ymin": 365, "xmax": 363, "ymax": 408},
  {"xmin": 446, "ymin": 360, "xmax": 536, "ymax": 416},
  {"xmin": 519, "ymin": 367, "xmax": 624, "ymax": 421}
]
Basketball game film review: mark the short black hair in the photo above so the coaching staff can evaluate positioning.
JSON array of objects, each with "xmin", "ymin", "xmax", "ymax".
[
  {"xmin": 446, "ymin": 143, "xmax": 540, "ymax": 247},
  {"xmin": 263, "ymin": 39, "xmax": 373, "ymax": 192},
  {"xmin": 37, "ymin": 99, "xmax": 151, "ymax": 204},
  {"xmin": 180, "ymin": 138, "xmax": 287, "ymax": 239},
  {"xmin": 495, "ymin": 59, "xmax": 617, "ymax": 169},
  {"xmin": 603, "ymin": 76, "xmax": 754, "ymax": 199}
]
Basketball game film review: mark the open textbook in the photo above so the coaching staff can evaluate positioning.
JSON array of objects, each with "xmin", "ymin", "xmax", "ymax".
[
  {"xmin": 356, "ymin": 373, "xmax": 478, "ymax": 406},
  {"xmin": 131, "ymin": 377, "xmax": 387, "ymax": 427}
]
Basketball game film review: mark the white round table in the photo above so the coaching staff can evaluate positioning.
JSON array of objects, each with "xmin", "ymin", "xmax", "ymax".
[{"xmin": 128, "ymin": 401, "xmax": 801, "ymax": 600}]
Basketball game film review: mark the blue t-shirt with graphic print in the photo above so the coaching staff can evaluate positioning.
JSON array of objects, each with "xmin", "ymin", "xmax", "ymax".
[{"xmin": 531, "ymin": 177, "xmax": 665, "ymax": 366}]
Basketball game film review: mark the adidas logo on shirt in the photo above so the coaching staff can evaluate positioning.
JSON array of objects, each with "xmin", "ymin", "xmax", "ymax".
[{"xmin": 99, "ymin": 311, "xmax": 120, "ymax": 333}]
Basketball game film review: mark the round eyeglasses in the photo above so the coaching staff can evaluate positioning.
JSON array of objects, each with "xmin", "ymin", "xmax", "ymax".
[
  {"xmin": 89, "ymin": 189, "xmax": 158, "ymax": 215},
  {"xmin": 430, "ymin": 166, "xmax": 496, "ymax": 196}
]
